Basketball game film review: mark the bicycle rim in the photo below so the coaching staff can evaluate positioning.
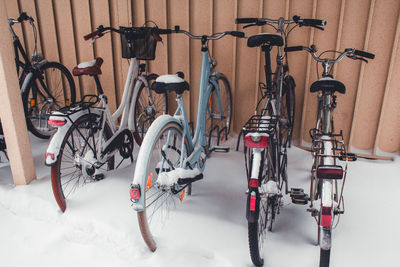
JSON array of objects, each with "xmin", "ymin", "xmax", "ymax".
[
  {"xmin": 51, "ymin": 114, "xmax": 113, "ymax": 212},
  {"xmin": 137, "ymin": 122, "xmax": 188, "ymax": 251}
]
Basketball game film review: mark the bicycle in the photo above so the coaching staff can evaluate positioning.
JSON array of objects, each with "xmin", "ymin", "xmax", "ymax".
[
  {"xmin": 45, "ymin": 24, "xmax": 169, "ymax": 212},
  {"xmin": 129, "ymin": 26, "xmax": 244, "ymax": 251},
  {"xmin": 234, "ymin": 16, "xmax": 326, "ymax": 266},
  {"xmin": 285, "ymin": 45, "xmax": 374, "ymax": 267},
  {"xmin": 6, "ymin": 12, "xmax": 76, "ymax": 139}
]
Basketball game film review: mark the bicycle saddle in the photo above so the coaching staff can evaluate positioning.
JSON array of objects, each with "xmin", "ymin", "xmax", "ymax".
[
  {"xmin": 310, "ymin": 77, "xmax": 346, "ymax": 94},
  {"xmin": 247, "ymin": 33, "xmax": 284, "ymax": 47},
  {"xmin": 72, "ymin": 57, "xmax": 103, "ymax": 76},
  {"xmin": 151, "ymin": 73, "xmax": 189, "ymax": 95}
]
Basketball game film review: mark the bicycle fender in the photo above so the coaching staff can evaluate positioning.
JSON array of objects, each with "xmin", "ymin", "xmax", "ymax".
[
  {"xmin": 246, "ymin": 189, "xmax": 260, "ymax": 223},
  {"xmin": 44, "ymin": 109, "xmax": 101, "ymax": 166},
  {"xmin": 20, "ymin": 72, "xmax": 34, "ymax": 96},
  {"xmin": 131, "ymin": 114, "xmax": 182, "ymax": 212}
]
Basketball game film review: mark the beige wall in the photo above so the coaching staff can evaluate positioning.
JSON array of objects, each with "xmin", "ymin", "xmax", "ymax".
[{"xmin": 5, "ymin": 0, "xmax": 399, "ymax": 156}]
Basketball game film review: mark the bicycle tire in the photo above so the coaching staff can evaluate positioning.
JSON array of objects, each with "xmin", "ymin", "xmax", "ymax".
[
  {"xmin": 137, "ymin": 121, "xmax": 189, "ymax": 251},
  {"xmin": 133, "ymin": 74, "xmax": 167, "ymax": 145},
  {"xmin": 248, "ymin": 220, "xmax": 265, "ymax": 266},
  {"xmin": 205, "ymin": 74, "xmax": 232, "ymax": 147},
  {"xmin": 23, "ymin": 61, "xmax": 76, "ymax": 139},
  {"xmin": 319, "ymin": 248, "xmax": 331, "ymax": 267},
  {"xmin": 281, "ymin": 75, "xmax": 295, "ymax": 148},
  {"xmin": 51, "ymin": 113, "xmax": 113, "ymax": 212}
]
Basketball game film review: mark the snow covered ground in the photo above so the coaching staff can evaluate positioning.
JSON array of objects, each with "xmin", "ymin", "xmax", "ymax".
[{"xmin": 0, "ymin": 134, "xmax": 399, "ymax": 267}]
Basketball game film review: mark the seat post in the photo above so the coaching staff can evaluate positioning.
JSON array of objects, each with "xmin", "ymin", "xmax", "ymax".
[
  {"xmin": 93, "ymin": 74, "xmax": 104, "ymax": 95},
  {"xmin": 262, "ymin": 45, "xmax": 273, "ymax": 90}
]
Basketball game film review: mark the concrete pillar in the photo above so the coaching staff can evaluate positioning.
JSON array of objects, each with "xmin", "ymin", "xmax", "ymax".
[{"xmin": 0, "ymin": 0, "xmax": 36, "ymax": 185}]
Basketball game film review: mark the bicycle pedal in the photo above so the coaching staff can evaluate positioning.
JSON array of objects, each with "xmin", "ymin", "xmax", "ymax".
[
  {"xmin": 94, "ymin": 173, "xmax": 105, "ymax": 181},
  {"xmin": 211, "ymin": 146, "xmax": 230, "ymax": 153},
  {"xmin": 307, "ymin": 208, "xmax": 319, "ymax": 217},
  {"xmin": 289, "ymin": 188, "xmax": 309, "ymax": 205},
  {"xmin": 339, "ymin": 152, "xmax": 357, "ymax": 161}
]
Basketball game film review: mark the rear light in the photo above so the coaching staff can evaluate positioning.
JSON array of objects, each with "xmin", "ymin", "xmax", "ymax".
[
  {"xmin": 30, "ymin": 98, "xmax": 36, "ymax": 107},
  {"xmin": 248, "ymin": 179, "xmax": 259, "ymax": 188},
  {"xmin": 339, "ymin": 153, "xmax": 357, "ymax": 161},
  {"xmin": 130, "ymin": 184, "xmax": 141, "ymax": 201},
  {"xmin": 45, "ymin": 152, "xmax": 55, "ymax": 160},
  {"xmin": 317, "ymin": 165, "xmax": 343, "ymax": 179},
  {"xmin": 65, "ymin": 99, "xmax": 70, "ymax": 106},
  {"xmin": 244, "ymin": 134, "xmax": 268, "ymax": 148},
  {"xmin": 48, "ymin": 119, "xmax": 67, "ymax": 126},
  {"xmin": 250, "ymin": 191, "xmax": 256, "ymax": 211},
  {"xmin": 320, "ymin": 206, "xmax": 332, "ymax": 227}
]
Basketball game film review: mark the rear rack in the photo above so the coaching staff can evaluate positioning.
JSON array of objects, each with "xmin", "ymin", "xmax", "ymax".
[
  {"xmin": 50, "ymin": 94, "xmax": 104, "ymax": 121},
  {"xmin": 242, "ymin": 115, "xmax": 277, "ymax": 135}
]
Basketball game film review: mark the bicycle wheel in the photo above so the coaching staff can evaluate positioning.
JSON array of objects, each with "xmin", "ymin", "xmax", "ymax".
[
  {"xmin": 51, "ymin": 114, "xmax": 113, "ymax": 212},
  {"xmin": 248, "ymin": 188, "xmax": 267, "ymax": 266},
  {"xmin": 133, "ymin": 74, "xmax": 167, "ymax": 145},
  {"xmin": 281, "ymin": 75, "xmax": 295, "ymax": 147},
  {"xmin": 23, "ymin": 61, "xmax": 76, "ymax": 139},
  {"xmin": 137, "ymin": 122, "xmax": 189, "ymax": 251},
  {"xmin": 205, "ymin": 74, "xmax": 232, "ymax": 147},
  {"xmin": 319, "ymin": 241, "xmax": 331, "ymax": 267}
]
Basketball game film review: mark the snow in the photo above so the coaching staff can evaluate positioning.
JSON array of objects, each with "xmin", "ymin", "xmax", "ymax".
[
  {"xmin": 0, "ymin": 134, "xmax": 399, "ymax": 267},
  {"xmin": 158, "ymin": 168, "xmax": 201, "ymax": 186},
  {"xmin": 155, "ymin": 74, "xmax": 185, "ymax": 84}
]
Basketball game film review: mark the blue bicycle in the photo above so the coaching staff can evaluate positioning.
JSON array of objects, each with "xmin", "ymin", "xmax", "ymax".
[{"xmin": 130, "ymin": 26, "xmax": 244, "ymax": 251}]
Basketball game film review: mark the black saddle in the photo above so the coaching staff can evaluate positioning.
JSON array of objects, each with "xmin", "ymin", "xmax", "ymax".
[
  {"xmin": 247, "ymin": 33, "xmax": 284, "ymax": 48},
  {"xmin": 151, "ymin": 73, "xmax": 189, "ymax": 95},
  {"xmin": 310, "ymin": 78, "xmax": 346, "ymax": 94}
]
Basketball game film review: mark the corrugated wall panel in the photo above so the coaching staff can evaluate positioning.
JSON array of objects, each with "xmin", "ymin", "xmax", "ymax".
[{"xmin": 5, "ymin": 0, "xmax": 399, "ymax": 155}]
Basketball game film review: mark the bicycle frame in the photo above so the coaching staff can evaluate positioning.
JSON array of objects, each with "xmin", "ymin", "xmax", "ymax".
[{"xmin": 45, "ymin": 58, "xmax": 150, "ymax": 166}]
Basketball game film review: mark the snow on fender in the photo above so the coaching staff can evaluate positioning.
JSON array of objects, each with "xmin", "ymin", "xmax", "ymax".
[{"xmin": 131, "ymin": 114, "xmax": 182, "ymax": 212}]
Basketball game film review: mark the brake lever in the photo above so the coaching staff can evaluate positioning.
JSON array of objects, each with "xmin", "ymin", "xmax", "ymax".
[
  {"xmin": 311, "ymin": 25, "xmax": 324, "ymax": 31},
  {"xmin": 243, "ymin": 23, "xmax": 257, "ymax": 29},
  {"xmin": 348, "ymin": 55, "xmax": 368, "ymax": 63}
]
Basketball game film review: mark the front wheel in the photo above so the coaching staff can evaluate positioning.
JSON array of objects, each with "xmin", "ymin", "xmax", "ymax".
[
  {"xmin": 136, "ymin": 121, "xmax": 189, "ymax": 251},
  {"xmin": 51, "ymin": 114, "xmax": 113, "ymax": 212},
  {"xmin": 23, "ymin": 61, "xmax": 76, "ymax": 139},
  {"xmin": 205, "ymin": 74, "xmax": 232, "ymax": 147}
]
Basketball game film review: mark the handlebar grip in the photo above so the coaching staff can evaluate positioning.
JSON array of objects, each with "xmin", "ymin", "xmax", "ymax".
[
  {"xmin": 284, "ymin": 46, "xmax": 305, "ymax": 52},
  {"xmin": 84, "ymin": 30, "xmax": 100, "ymax": 40},
  {"xmin": 155, "ymin": 28, "xmax": 172, "ymax": 34},
  {"xmin": 354, "ymin": 49, "xmax": 375, "ymax": 59},
  {"xmin": 303, "ymin": 19, "xmax": 327, "ymax": 26},
  {"xmin": 229, "ymin": 31, "xmax": 245, "ymax": 38},
  {"xmin": 235, "ymin": 18, "xmax": 259, "ymax": 24}
]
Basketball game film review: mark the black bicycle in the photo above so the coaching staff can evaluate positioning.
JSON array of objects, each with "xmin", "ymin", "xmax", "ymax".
[
  {"xmin": 6, "ymin": 12, "xmax": 76, "ymax": 139},
  {"xmin": 235, "ymin": 15, "xmax": 326, "ymax": 266}
]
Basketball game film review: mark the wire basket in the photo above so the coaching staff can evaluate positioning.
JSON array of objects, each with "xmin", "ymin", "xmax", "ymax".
[{"xmin": 120, "ymin": 27, "xmax": 157, "ymax": 60}]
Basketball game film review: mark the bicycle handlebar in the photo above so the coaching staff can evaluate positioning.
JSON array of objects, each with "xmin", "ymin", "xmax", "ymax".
[
  {"xmin": 17, "ymin": 12, "xmax": 33, "ymax": 22},
  {"xmin": 235, "ymin": 15, "xmax": 326, "ymax": 30},
  {"xmin": 284, "ymin": 45, "xmax": 375, "ymax": 64}
]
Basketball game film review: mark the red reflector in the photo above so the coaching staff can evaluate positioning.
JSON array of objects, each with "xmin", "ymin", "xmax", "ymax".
[
  {"xmin": 130, "ymin": 188, "xmax": 140, "ymax": 200},
  {"xmin": 321, "ymin": 206, "xmax": 332, "ymax": 227},
  {"xmin": 317, "ymin": 165, "xmax": 343, "ymax": 179},
  {"xmin": 48, "ymin": 119, "xmax": 66, "ymax": 126},
  {"xmin": 45, "ymin": 152, "xmax": 55, "ymax": 160},
  {"xmin": 250, "ymin": 195, "xmax": 256, "ymax": 211},
  {"xmin": 244, "ymin": 135, "xmax": 268, "ymax": 148},
  {"xmin": 248, "ymin": 179, "xmax": 259, "ymax": 188}
]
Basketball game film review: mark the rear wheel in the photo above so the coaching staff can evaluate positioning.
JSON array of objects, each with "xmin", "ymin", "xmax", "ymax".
[
  {"xmin": 205, "ymin": 74, "xmax": 232, "ymax": 148},
  {"xmin": 24, "ymin": 61, "xmax": 76, "ymax": 139},
  {"xmin": 319, "ymin": 248, "xmax": 331, "ymax": 267},
  {"xmin": 133, "ymin": 74, "xmax": 167, "ymax": 145},
  {"xmin": 137, "ymin": 122, "xmax": 189, "ymax": 251},
  {"xmin": 51, "ymin": 114, "xmax": 113, "ymax": 212}
]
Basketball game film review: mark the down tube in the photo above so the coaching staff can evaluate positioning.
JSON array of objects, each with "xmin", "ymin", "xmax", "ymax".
[{"xmin": 193, "ymin": 50, "xmax": 211, "ymax": 146}]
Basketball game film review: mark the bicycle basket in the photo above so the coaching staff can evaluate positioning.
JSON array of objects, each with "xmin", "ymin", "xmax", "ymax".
[{"xmin": 120, "ymin": 27, "xmax": 158, "ymax": 60}]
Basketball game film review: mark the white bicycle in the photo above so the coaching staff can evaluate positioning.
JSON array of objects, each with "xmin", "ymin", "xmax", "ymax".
[{"xmin": 45, "ymin": 25, "xmax": 170, "ymax": 212}]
